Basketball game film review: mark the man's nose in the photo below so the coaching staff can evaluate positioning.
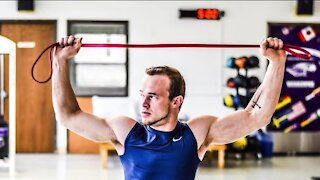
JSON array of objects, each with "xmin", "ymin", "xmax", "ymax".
[{"xmin": 142, "ymin": 98, "xmax": 150, "ymax": 108}]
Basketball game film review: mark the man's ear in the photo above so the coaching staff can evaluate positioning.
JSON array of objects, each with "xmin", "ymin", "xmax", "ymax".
[{"xmin": 172, "ymin": 95, "xmax": 184, "ymax": 108}]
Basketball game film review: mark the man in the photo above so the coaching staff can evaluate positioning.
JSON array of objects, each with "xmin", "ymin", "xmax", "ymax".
[{"xmin": 52, "ymin": 36, "xmax": 286, "ymax": 180}]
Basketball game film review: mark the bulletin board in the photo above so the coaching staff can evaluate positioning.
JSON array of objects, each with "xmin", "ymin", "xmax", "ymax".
[{"xmin": 267, "ymin": 23, "xmax": 320, "ymax": 133}]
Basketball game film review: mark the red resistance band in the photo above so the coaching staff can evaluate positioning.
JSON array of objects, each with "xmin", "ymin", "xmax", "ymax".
[{"xmin": 32, "ymin": 42, "xmax": 312, "ymax": 83}]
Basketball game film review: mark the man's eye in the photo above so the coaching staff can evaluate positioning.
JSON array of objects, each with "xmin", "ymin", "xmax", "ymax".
[{"xmin": 149, "ymin": 95, "xmax": 157, "ymax": 100}]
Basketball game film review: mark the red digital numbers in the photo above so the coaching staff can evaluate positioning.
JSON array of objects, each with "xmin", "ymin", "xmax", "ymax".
[{"xmin": 197, "ymin": 9, "xmax": 220, "ymax": 20}]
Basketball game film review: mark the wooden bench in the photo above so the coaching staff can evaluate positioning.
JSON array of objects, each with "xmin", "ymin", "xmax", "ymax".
[
  {"xmin": 100, "ymin": 143, "xmax": 226, "ymax": 169},
  {"xmin": 99, "ymin": 143, "xmax": 115, "ymax": 169},
  {"xmin": 207, "ymin": 144, "xmax": 227, "ymax": 169}
]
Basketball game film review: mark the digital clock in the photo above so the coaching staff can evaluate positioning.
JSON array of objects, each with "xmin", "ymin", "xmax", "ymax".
[{"xmin": 179, "ymin": 8, "xmax": 225, "ymax": 20}]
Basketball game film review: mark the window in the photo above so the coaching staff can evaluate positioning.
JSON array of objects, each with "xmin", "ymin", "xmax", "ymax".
[{"xmin": 68, "ymin": 20, "xmax": 128, "ymax": 96}]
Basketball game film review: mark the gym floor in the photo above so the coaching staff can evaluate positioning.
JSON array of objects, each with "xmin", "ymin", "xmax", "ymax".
[{"xmin": 0, "ymin": 154, "xmax": 319, "ymax": 180}]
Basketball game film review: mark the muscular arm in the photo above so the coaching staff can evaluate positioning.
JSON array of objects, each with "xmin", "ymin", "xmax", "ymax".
[
  {"xmin": 208, "ymin": 60, "xmax": 285, "ymax": 144},
  {"xmin": 52, "ymin": 36, "xmax": 135, "ymax": 148},
  {"xmin": 208, "ymin": 37, "xmax": 286, "ymax": 144},
  {"xmin": 189, "ymin": 38, "xmax": 286, "ymax": 157}
]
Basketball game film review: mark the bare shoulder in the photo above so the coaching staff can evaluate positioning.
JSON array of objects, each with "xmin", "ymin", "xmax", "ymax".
[
  {"xmin": 108, "ymin": 115, "xmax": 137, "ymax": 127},
  {"xmin": 187, "ymin": 115, "xmax": 218, "ymax": 148},
  {"xmin": 187, "ymin": 115, "xmax": 218, "ymax": 131},
  {"xmin": 107, "ymin": 116, "xmax": 137, "ymax": 145}
]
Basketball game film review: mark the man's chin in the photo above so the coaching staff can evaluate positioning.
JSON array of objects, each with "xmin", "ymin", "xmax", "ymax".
[
  {"xmin": 142, "ymin": 118, "xmax": 157, "ymax": 126},
  {"xmin": 141, "ymin": 119, "xmax": 150, "ymax": 125}
]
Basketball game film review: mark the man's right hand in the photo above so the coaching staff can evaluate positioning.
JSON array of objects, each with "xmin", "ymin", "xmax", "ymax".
[{"xmin": 54, "ymin": 35, "xmax": 82, "ymax": 60}]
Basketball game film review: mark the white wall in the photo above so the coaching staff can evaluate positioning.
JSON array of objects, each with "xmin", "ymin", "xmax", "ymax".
[{"xmin": 0, "ymin": 1, "xmax": 319, "ymax": 152}]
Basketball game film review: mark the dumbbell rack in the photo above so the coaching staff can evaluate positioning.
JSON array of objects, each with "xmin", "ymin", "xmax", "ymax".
[
  {"xmin": 224, "ymin": 56, "xmax": 260, "ymax": 110},
  {"xmin": 234, "ymin": 67, "xmax": 249, "ymax": 110}
]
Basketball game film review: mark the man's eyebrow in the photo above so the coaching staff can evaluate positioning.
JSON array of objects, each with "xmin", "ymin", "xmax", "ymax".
[{"xmin": 139, "ymin": 90, "xmax": 158, "ymax": 96}]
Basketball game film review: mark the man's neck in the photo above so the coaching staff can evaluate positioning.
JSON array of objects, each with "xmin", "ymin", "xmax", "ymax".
[{"xmin": 150, "ymin": 119, "xmax": 178, "ymax": 132}]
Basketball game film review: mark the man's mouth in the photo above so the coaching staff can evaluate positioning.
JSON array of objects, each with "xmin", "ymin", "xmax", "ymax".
[{"xmin": 141, "ymin": 111, "xmax": 151, "ymax": 117}]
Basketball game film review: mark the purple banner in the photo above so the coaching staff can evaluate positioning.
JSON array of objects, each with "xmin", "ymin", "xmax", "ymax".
[{"xmin": 267, "ymin": 23, "xmax": 320, "ymax": 133}]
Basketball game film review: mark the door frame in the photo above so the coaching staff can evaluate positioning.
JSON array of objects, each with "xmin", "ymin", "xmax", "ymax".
[
  {"xmin": 0, "ymin": 19, "xmax": 57, "ymax": 152},
  {"xmin": 0, "ymin": 34, "xmax": 16, "ymax": 175}
]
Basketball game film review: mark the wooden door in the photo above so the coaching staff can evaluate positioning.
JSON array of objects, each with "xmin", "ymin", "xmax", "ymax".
[{"xmin": 0, "ymin": 21, "xmax": 56, "ymax": 152}]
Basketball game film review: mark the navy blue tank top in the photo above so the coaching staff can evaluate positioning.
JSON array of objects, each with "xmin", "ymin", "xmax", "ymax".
[{"xmin": 119, "ymin": 121, "xmax": 200, "ymax": 180}]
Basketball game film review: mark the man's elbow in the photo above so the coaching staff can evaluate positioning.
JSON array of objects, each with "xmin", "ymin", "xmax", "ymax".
[
  {"xmin": 250, "ymin": 111, "xmax": 273, "ymax": 129},
  {"xmin": 246, "ymin": 107, "xmax": 273, "ymax": 129},
  {"xmin": 260, "ymin": 116, "xmax": 272, "ymax": 127},
  {"xmin": 54, "ymin": 110, "xmax": 81, "ymax": 126},
  {"xmin": 55, "ymin": 114, "xmax": 71, "ymax": 127}
]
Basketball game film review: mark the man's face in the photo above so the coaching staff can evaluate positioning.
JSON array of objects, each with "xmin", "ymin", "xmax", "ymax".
[{"xmin": 139, "ymin": 75, "xmax": 172, "ymax": 126}]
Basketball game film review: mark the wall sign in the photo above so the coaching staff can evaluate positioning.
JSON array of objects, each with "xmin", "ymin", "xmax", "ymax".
[{"xmin": 267, "ymin": 23, "xmax": 320, "ymax": 133}]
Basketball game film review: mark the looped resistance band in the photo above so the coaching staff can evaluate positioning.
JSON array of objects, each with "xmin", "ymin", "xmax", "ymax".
[{"xmin": 31, "ymin": 42, "xmax": 312, "ymax": 83}]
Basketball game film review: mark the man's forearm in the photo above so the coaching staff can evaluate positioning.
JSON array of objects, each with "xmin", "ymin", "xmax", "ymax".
[
  {"xmin": 246, "ymin": 60, "xmax": 286, "ymax": 125},
  {"xmin": 52, "ymin": 58, "xmax": 80, "ymax": 122}
]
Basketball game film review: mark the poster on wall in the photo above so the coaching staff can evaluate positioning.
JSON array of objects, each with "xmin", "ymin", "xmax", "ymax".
[{"xmin": 267, "ymin": 23, "xmax": 320, "ymax": 133}]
